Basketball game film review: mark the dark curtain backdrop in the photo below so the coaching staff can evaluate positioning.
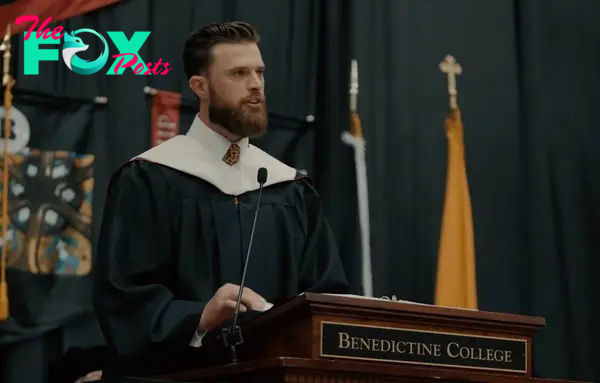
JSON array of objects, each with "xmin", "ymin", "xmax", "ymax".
[
  {"xmin": 516, "ymin": 1, "xmax": 600, "ymax": 380},
  {"xmin": 351, "ymin": 0, "xmax": 600, "ymax": 382},
  {"xmin": 0, "ymin": 1, "xmax": 598, "ymax": 383}
]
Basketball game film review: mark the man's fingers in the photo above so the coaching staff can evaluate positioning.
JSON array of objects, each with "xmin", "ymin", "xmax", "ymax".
[
  {"xmin": 218, "ymin": 284, "xmax": 269, "ymax": 311},
  {"xmin": 220, "ymin": 283, "xmax": 240, "ymax": 297},
  {"xmin": 240, "ymin": 287, "xmax": 269, "ymax": 311},
  {"xmin": 222, "ymin": 299, "xmax": 247, "ymax": 312}
]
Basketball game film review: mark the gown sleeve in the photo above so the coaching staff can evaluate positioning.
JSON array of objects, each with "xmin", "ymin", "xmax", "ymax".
[
  {"xmin": 93, "ymin": 160, "xmax": 206, "ymax": 366},
  {"xmin": 296, "ymin": 179, "xmax": 350, "ymax": 294}
]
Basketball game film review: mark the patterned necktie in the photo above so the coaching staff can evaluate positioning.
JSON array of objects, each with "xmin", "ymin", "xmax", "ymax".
[{"xmin": 222, "ymin": 143, "xmax": 241, "ymax": 166}]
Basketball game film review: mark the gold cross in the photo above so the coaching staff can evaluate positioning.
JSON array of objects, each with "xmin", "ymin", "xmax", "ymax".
[{"xmin": 439, "ymin": 55, "xmax": 462, "ymax": 110}]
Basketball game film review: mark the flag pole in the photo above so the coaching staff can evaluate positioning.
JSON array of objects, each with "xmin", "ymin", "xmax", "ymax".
[
  {"xmin": 0, "ymin": 23, "xmax": 14, "ymax": 321},
  {"xmin": 341, "ymin": 59, "xmax": 373, "ymax": 297},
  {"xmin": 435, "ymin": 55, "xmax": 478, "ymax": 309}
]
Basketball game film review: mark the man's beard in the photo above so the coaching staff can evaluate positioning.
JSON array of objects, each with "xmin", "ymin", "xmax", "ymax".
[{"xmin": 208, "ymin": 86, "xmax": 268, "ymax": 138}]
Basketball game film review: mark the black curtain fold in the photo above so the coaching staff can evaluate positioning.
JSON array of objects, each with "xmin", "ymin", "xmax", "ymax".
[
  {"xmin": 313, "ymin": 0, "xmax": 361, "ymax": 293},
  {"xmin": 515, "ymin": 0, "xmax": 600, "ymax": 380}
]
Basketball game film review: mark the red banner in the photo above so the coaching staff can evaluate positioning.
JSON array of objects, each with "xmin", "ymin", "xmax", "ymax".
[
  {"xmin": 151, "ymin": 90, "xmax": 181, "ymax": 147},
  {"xmin": 0, "ymin": 0, "xmax": 121, "ymax": 36}
]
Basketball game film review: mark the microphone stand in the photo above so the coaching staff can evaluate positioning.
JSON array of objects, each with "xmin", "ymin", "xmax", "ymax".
[{"xmin": 221, "ymin": 168, "xmax": 268, "ymax": 364}]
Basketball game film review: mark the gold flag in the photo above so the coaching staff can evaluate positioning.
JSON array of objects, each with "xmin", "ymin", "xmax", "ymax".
[{"xmin": 435, "ymin": 55, "xmax": 477, "ymax": 309}]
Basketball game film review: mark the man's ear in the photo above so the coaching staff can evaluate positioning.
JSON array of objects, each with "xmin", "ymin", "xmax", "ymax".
[{"xmin": 189, "ymin": 75, "xmax": 208, "ymax": 99}]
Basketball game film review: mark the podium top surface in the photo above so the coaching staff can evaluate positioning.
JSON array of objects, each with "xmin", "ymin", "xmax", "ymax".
[{"xmin": 248, "ymin": 293, "xmax": 546, "ymax": 330}]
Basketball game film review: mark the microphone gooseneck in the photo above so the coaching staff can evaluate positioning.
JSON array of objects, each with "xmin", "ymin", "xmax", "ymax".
[{"xmin": 223, "ymin": 167, "xmax": 269, "ymax": 364}]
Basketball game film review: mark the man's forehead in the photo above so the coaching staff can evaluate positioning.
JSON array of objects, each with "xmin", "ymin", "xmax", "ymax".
[{"xmin": 211, "ymin": 42, "xmax": 264, "ymax": 70}]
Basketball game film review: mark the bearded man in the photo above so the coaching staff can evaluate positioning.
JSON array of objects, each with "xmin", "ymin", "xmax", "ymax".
[{"xmin": 92, "ymin": 21, "xmax": 348, "ymax": 379}]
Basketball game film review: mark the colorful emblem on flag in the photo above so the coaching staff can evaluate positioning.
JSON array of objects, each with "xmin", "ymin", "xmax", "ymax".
[{"xmin": 0, "ymin": 149, "xmax": 94, "ymax": 276}]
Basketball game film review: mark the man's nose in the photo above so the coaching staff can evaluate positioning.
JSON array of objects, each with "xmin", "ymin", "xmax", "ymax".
[{"xmin": 247, "ymin": 72, "xmax": 263, "ymax": 90}]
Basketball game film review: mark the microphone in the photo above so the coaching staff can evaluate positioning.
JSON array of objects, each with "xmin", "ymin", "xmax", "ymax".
[{"xmin": 222, "ymin": 167, "xmax": 268, "ymax": 363}]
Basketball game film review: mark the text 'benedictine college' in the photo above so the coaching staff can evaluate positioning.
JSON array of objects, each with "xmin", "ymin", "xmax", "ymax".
[
  {"xmin": 337, "ymin": 332, "xmax": 513, "ymax": 363},
  {"xmin": 319, "ymin": 322, "xmax": 527, "ymax": 373}
]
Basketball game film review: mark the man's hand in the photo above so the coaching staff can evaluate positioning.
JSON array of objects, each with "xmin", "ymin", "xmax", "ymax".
[{"xmin": 198, "ymin": 283, "xmax": 269, "ymax": 332}]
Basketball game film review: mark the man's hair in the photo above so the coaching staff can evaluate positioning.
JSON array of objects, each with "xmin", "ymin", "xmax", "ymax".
[{"xmin": 182, "ymin": 21, "xmax": 260, "ymax": 79}]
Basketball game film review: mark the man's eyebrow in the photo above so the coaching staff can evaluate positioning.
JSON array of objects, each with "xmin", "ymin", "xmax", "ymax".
[{"xmin": 227, "ymin": 65, "xmax": 265, "ymax": 72}]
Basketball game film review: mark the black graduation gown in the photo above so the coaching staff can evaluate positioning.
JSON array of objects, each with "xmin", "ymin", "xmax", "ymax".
[{"xmin": 92, "ymin": 159, "xmax": 349, "ymax": 379}]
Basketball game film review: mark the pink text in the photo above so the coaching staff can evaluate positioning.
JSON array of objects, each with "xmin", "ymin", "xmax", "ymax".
[
  {"xmin": 15, "ymin": 15, "xmax": 64, "ymax": 41},
  {"xmin": 112, "ymin": 54, "xmax": 172, "ymax": 75}
]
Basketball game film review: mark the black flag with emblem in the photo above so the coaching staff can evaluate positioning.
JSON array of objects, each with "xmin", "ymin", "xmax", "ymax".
[{"xmin": 0, "ymin": 90, "xmax": 108, "ymax": 383}]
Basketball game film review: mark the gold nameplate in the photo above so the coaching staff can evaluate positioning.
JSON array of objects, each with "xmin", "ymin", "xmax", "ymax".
[{"xmin": 319, "ymin": 321, "xmax": 527, "ymax": 374}]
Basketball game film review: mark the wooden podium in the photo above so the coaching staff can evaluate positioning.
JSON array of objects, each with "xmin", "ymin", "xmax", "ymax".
[{"xmin": 157, "ymin": 293, "xmax": 586, "ymax": 383}]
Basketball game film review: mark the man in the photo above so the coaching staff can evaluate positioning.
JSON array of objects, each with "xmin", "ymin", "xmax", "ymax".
[{"xmin": 93, "ymin": 21, "xmax": 349, "ymax": 379}]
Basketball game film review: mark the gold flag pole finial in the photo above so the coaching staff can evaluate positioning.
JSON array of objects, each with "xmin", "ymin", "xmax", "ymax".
[
  {"xmin": 1, "ymin": 25, "xmax": 14, "ymax": 87},
  {"xmin": 439, "ymin": 55, "xmax": 462, "ymax": 110},
  {"xmin": 0, "ymin": 23, "xmax": 14, "ymax": 321}
]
